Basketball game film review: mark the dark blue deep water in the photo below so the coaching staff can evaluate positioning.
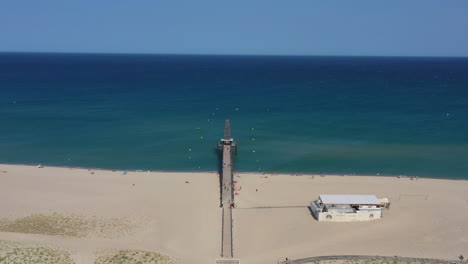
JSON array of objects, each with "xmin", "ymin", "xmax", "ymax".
[{"xmin": 1, "ymin": 53, "xmax": 468, "ymax": 178}]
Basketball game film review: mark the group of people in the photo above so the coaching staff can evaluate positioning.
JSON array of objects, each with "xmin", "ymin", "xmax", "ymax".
[
  {"xmin": 396, "ymin": 175, "xmax": 419, "ymax": 180},
  {"xmin": 223, "ymin": 180, "xmax": 242, "ymax": 195}
]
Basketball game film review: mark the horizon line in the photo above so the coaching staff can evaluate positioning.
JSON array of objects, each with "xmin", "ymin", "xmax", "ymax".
[{"xmin": 1, "ymin": 50, "xmax": 468, "ymax": 59}]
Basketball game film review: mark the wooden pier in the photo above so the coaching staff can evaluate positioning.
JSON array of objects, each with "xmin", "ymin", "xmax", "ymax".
[{"xmin": 217, "ymin": 120, "xmax": 237, "ymax": 260}]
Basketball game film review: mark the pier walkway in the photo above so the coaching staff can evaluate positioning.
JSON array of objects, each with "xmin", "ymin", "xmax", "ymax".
[
  {"xmin": 221, "ymin": 144, "xmax": 233, "ymax": 258},
  {"xmin": 218, "ymin": 120, "xmax": 237, "ymax": 260}
]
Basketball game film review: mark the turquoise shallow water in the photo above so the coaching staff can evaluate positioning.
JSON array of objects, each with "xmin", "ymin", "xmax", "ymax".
[{"xmin": 1, "ymin": 53, "xmax": 468, "ymax": 178}]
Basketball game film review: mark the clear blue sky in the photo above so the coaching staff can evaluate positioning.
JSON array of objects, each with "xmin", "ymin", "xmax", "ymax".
[{"xmin": 1, "ymin": 0, "xmax": 468, "ymax": 56}]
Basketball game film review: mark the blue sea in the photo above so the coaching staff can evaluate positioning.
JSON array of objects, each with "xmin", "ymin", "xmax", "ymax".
[{"xmin": 1, "ymin": 53, "xmax": 467, "ymax": 179}]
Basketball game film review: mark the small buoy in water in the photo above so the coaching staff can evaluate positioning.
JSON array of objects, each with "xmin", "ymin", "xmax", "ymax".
[
  {"xmin": 256, "ymin": 160, "xmax": 259, "ymax": 163},
  {"xmin": 188, "ymin": 156, "xmax": 192, "ymax": 159},
  {"xmin": 252, "ymin": 150, "xmax": 256, "ymax": 153},
  {"xmin": 200, "ymin": 136, "xmax": 204, "ymax": 139},
  {"xmin": 188, "ymin": 148, "xmax": 192, "ymax": 151},
  {"xmin": 251, "ymin": 138, "xmax": 255, "ymax": 141},
  {"xmin": 236, "ymin": 107, "xmax": 239, "ymax": 111},
  {"xmin": 377, "ymin": 173, "xmax": 380, "ymax": 175},
  {"xmin": 251, "ymin": 128, "xmax": 255, "ymax": 130}
]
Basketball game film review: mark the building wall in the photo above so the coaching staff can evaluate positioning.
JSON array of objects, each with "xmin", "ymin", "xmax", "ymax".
[{"xmin": 316, "ymin": 210, "xmax": 382, "ymax": 222}]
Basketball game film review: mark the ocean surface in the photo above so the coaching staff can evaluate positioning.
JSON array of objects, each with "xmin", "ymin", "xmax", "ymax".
[{"xmin": 1, "ymin": 53, "xmax": 467, "ymax": 179}]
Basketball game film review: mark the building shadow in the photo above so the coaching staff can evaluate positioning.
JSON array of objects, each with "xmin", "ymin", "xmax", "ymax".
[{"xmin": 308, "ymin": 206, "xmax": 318, "ymax": 220}]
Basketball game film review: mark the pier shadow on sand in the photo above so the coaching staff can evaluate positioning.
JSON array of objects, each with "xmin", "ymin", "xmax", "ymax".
[{"xmin": 214, "ymin": 147, "xmax": 223, "ymax": 207}]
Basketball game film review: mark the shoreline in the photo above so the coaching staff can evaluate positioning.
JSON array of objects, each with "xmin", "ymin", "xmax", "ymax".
[{"xmin": 1, "ymin": 162, "xmax": 467, "ymax": 182}]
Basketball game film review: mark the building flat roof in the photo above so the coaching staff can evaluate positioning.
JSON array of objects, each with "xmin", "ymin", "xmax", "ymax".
[{"xmin": 319, "ymin": 195, "xmax": 380, "ymax": 205}]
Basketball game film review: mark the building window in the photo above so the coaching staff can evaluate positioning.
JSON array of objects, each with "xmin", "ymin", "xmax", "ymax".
[
  {"xmin": 369, "ymin": 214, "xmax": 374, "ymax": 218},
  {"xmin": 326, "ymin": 215, "xmax": 332, "ymax": 219}
]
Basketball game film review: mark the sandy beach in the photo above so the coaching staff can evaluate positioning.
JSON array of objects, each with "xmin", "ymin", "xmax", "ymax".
[
  {"xmin": 234, "ymin": 173, "xmax": 468, "ymax": 264},
  {"xmin": 0, "ymin": 164, "xmax": 221, "ymax": 264},
  {"xmin": 1, "ymin": 164, "xmax": 468, "ymax": 263}
]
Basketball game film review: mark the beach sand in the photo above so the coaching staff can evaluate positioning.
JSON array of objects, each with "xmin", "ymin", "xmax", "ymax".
[
  {"xmin": 1, "ymin": 164, "xmax": 468, "ymax": 263},
  {"xmin": 0, "ymin": 164, "xmax": 221, "ymax": 264},
  {"xmin": 233, "ymin": 173, "xmax": 468, "ymax": 264}
]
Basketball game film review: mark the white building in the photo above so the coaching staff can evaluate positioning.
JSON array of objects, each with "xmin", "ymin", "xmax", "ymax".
[{"xmin": 310, "ymin": 195, "xmax": 386, "ymax": 222}]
